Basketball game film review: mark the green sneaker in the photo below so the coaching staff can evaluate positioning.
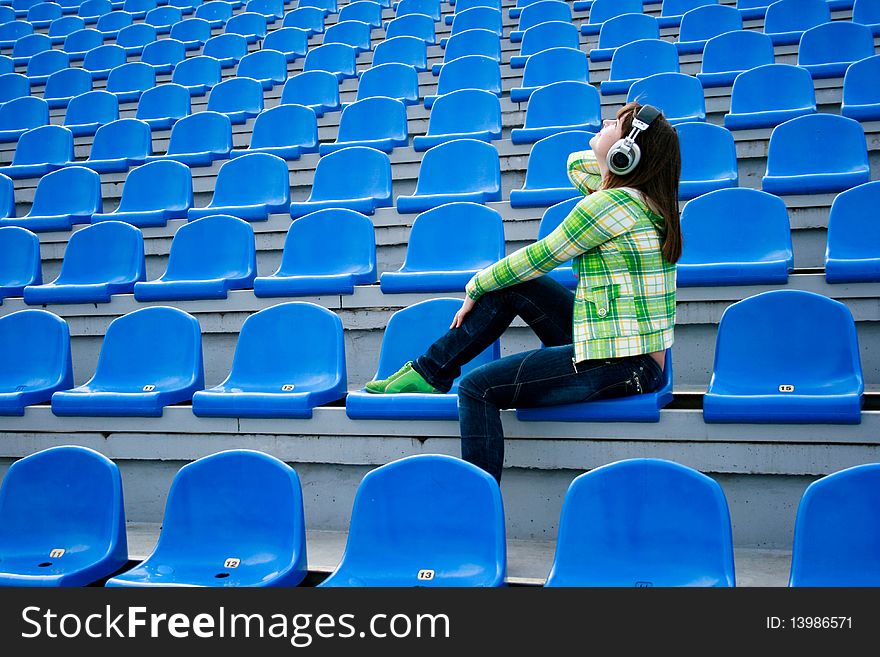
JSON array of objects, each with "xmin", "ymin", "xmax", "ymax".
[
  {"xmin": 364, "ymin": 361, "xmax": 416, "ymax": 394},
  {"xmin": 384, "ymin": 364, "xmax": 440, "ymax": 394}
]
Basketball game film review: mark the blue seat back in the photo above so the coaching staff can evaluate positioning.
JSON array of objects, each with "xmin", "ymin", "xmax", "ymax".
[
  {"xmin": 0, "ymin": 225, "xmax": 41, "ymax": 285},
  {"xmin": 0, "ymin": 309, "xmax": 71, "ymax": 396},
  {"xmin": 167, "ymin": 214, "xmax": 255, "ymax": 280},
  {"xmin": 206, "ymin": 76, "xmax": 264, "ymax": 115},
  {"xmin": 81, "ymin": 43, "xmax": 126, "ymax": 72},
  {"xmin": 172, "ymin": 54, "xmax": 222, "ymax": 87},
  {"xmin": 170, "ymin": 17, "xmax": 212, "ymax": 44},
  {"xmin": 250, "ymin": 104, "xmax": 317, "ymax": 150},
  {"xmin": 117, "ymin": 159, "xmax": 193, "ymax": 214},
  {"xmin": 597, "ymin": 13, "xmax": 659, "ymax": 50},
  {"xmin": 521, "ymin": 46, "xmax": 588, "ymax": 87},
  {"xmin": 89, "ymin": 118, "xmax": 152, "ymax": 161},
  {"xmin": 124, "ymin": 0, "xmax": 158, "ymax": 13},
  {"xmin": 48, "ymin": 15, "xmax": 85, "ymax": 38},
  {"xmin": 63, "ymin": 26, "xmax": 103, "ymax": 52},
  {"xmin": 385, "ymin": 13, "xmax": 435, "ymax": 42},
  {"xmin": 65, "ymin": 89, "xmax": 118, "ymax": 127},
  {"xmin": 627, "ymin": 71, "xmax": 705, "ymax": 122},
  {"xmin": 372, "ymin": 34, "xmax": 427, "ymax": 69},
  {"xmin": 701, "ymin": 29, "xmax": 774, "ymax": 74},
  {"xmin": 310, "ymin": 146, "xmax": 392, "ymax": 201},
  {"xmin": 842, "ymin": 54, "xmax": 880, "ymax": 107},
  {"xmin": 516, "ymin": 0, "xmax": 570, "ymax": 32},
  {"xmin": 522, "ymin": 80, "xmax": 601, "ymax": 131},
  {"xmin": 26, "ymin": 49, "xmax": 70, "ymax": 78},
  {"xmin": 426, "ymin": 88, "xmax": 500, "ymax": 136},
  {"xmin": 0, "ymin": 445, "xmax": 126, "ymax": 575},
  {"xmin": 299, "ymin": 0, "xmax": 337, "ymax": 13},
  {"xmin": 106, "ymin": 61, "xmax": 155, "ymax": 93},
  {"xmin": 78, "ymin": 0, "xmax": 111, "ymax": 18},
  {"xmin": 518, "ymin": 20, "xmax": 578, "ymax": 57},
  {"xmin": 203, "ymin": 33, "xmax": 248, "ymax": 60},
  {"xmin": 324, "ymin": 19, "xmax": 372, "ymax": 50},
  {"xmin": 589, "ymin": 0, "xmax": 642, "ymax": 26},
  {"xmin": 0, "ymin": 96, "xmax": 48, "ymax": 132},
  {"xmin": 145, "ymin": 5, "xmax": 182, "ymax": 28},
  {"xmin": 141, "ymin": 36, "xmax": 186, "ymax": 67},
  {"xmin": 337, "ymin": 96, "xmax": 408, "ymax": 143},
  {"xmin": 12, "ymin": 32, "xmax": 50, "ymax": 58},
  {"xmin": 280, "ymin": 69, "xmax": 339, "ymax": 108},
  {"xmin": 277, "ymin": 207, "xmax": 376, "ymax": 277},
  {"xmin": 282, "ymin": 6, "xmax": 325, "ymax": 33},
  {"xmin": 789, "ymin": 463, "xmax": 880, "ymax": 586},
  {"xmin": 678, "ymin": 3, "xmax": 741, "ymax": 41},
  {"xmin": 396, "ymin": 0, "xmax": 440, "ymax": 20},
  {"xmin": 166, "ymin": 111, "xmax": 232, "ymax": 156},
  {"xmin": 798, "ymin": 21, "xmax": 875, "ymax": 67},
  {"xmin": 196, "ymin": 0, "xmax": 232, "ymax": 22},
  {"xmin": 710, "ymin": 290, "xmax": 863, "ymax": 395},
  {"xmin": 29, "ymin": 2, "xmax": 63, "ymax": 22},
  {"xmin": 339, "ymin": 0, "xmax": 382, "ymax": 26},
  {"xmin": 537, "ymin": 196, "xmax": 580, "ymax": 239},
  {"xmin": 303, "ymin": 42, "xmax": 358, "ymax": 76},
  {"xmin": 95, "ymin": 10, "xmax": 132, "ymax": 33},
  {"xmin": 357, "ymin": 61, "xmax": 419, "ymax": 101},
  {"xmin": 437, "ymin": 53, "xmax": 500, "ymax": 95},
  {"xmin": 44, "ymin": 67, "xmax": 92, "ymax": 100},
  {"xmin": 440, "ymin": 28, "xmax": 500, "ymax": 64},
  {"xmin": 136, "ymin": 82, "xmax": 191, "ymax": 123},
  {"xmin": 826, "ymin": 181, "xmax": 880, "ymax": 262},
  {"xmin": 661, "ymin": 0, "xmax": 715, "ymax": 17},
  {"xmin": 414, "ymin": 139, "xmax": 500, "ymax": 197},
  {"xmin": 730, "ymin": 64, "xmax": 816, "ymax": 118},
  {"xmin": 854, "ymin": 0, "xmax": 880, "ymax": 25},
  {"xmin": 764, "ymin": 0, "xmax": 829, "ymax": 34},
  {"xmin": 30, "ymin": 166, "xmax": 102, "ymax": 217},
  {"xmin": 765, "ymin": 114, "xmax": 869, "ymax": 179},
  {"xmin": 403, "ymin": 202, "xmax": 504, "ymax": 271},
  {"xmin": 0, "ymin": 72, "xmax": 29, "ymax": 103},
  {"xmin": 56, "ymin": 221, "xmax": 145, "ymax": 285},
  {"xmin": 262, "ymin": 26, "xmax": 309, "ymax": 57},
  {"xmin": 238, "ymin": 48, "xmax": 289, "ymax": 81},
  {"xmin": 226, "ymin": 11, "xmax": 268, "ymax": 38},
  {"xmin": 325, "ymin": 454, "xmax": 505, "ymax": 586},
  {"xmin": 521, "ymin": 130, "xmax": 593, "ymax": 190},
  {"xmin": 449, "ymin": 6, "xmax": 502, "ymax": 35},
  {"xmin": 211, "ymin": 153, "xmax": 290, "ymax": 208},
  {"xmin": 546, "ymin": 459, "xmax": 735, "ymax": 587},
  {"xmin": 247, "ymin": 0, "xmax": 284, "ymax": 18},
  {"xmin": 0, "ymin": 20, "xmax": 32, "ymax": 41},
  {"xmin": 12, "ymin": 124, "xmax": 73, "ymax": 166},
  {"xmin": 609, "ymin": 38, "xmax": 679, "ymax": 80}
]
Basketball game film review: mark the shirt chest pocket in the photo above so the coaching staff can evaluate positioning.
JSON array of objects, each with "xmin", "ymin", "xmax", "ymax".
[{"xmin": 584, "ymin": 283, "xmax": 621, "ymax": 338}]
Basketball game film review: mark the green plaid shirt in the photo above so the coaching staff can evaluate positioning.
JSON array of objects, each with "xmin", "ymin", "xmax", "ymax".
[{"xmin": 465, "ymin": 150, "xmax": 676, "ymax": 363}]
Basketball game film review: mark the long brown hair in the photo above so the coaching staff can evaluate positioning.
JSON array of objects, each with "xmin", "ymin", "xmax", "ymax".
[{"xmin": 601, "ymin": 102, "xmax": 683, "ymax": 264}]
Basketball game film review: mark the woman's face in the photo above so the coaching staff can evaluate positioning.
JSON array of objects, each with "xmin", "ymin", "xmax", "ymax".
[{"xmin": 590, "ymin": 117, "xmax": 625, "ymax": 174}]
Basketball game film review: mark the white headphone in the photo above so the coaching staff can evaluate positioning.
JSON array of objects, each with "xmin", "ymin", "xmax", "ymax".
[{"xmin": 605, "ymin": 104, "xmax": 662, "ymax": 176}]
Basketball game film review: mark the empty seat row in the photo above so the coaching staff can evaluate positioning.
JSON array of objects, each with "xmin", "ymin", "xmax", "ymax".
[{"xmin": 2, "ymin": 446, "xmax": 877, "ymax": 587}]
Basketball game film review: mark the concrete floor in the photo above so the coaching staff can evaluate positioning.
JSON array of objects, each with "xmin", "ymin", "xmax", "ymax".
[{"xmin": 125, "ymin": 523, "xmax": 791, "ymax": 587}]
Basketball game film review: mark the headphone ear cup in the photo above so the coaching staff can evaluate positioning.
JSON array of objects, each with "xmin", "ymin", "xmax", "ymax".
[{"xmin": 608, "ymin": 142, "xmax": 641, "ymax": 176}]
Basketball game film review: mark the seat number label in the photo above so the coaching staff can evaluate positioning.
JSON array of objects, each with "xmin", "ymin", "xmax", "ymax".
[
  {"xmin": 281, "ymin": 384, "xmax": 295, "ymax": 391},
  {"xmin": 49, "ymin": 549, "xmax": 65, "ymax": 559},
  {"xmin": 224, "ymin": 558, "xmax": 240, "ymax": 569},
  {"xmin": 417, "ymin": 570, "xmax": 434, "ymax": 580},
  {"xmin": 143, "ymin": 385, "xmax": 156, "ymax": 392},
  {"xmin": 778, "ymin": 384, "xmax": 795, "ymax": 393}
]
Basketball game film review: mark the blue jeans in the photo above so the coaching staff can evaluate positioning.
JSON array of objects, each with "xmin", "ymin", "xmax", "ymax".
[{"xmin": 412, "ymin": 276, "xmax": 665, "ymax": 482}]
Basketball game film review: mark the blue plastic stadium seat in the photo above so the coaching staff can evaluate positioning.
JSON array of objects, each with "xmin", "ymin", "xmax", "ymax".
[
  {"xmin": 430, "ymin": 28, "xmax": 498, "ymax": 75},
  {"xmin": 510, "ymin": 20, "xmax": 578, "ymax": 68},
  {"xmin": 395, "ymin": 0, "xmax": 440, "ymax": 20},
  {"xmin": 356, "ymin": 61, "xmax": 420, "ymax": 104},
  {"xmin": 133, "ymin": 215, "xmax": 255, "ymax": 300},
  {"xmin": 372, "ymin": 34, "xmax": 427, "ymax": 71},
  {"xmin": 798, "ymin": 21, "xmax": 875, "ymax": 80},
  {"xmin": 510, "ymin": 46, "xmax": 588, "ymax": 103},
  {"xmin": 261, "ymin": 26, "xmax": 308, "ymax": 62},
  {"xmin": 442, "ymin": 6, "xmax": 502, "ymax": 46},
  {"xmin": 511, "ymin": 81, "xmax": 601, "ymax": 144},
  {"xmin": 532, "ymin": 197, "xmax": 579, "ymax": 288},
  {"xmin": 188, "ymin": 153, "xmax": 290, "ymax": 222},
  {"xmin": 626, "ymin": 72, "xmax": 706, "ymax": 124},
  {"xmin": 425, "ymin": 53, "xmax": 500, "ymax": 108},
  {"xmin": 703, "ymin": 290, "xmax": 864, "ymax": 424},
  {"xmin": 136, "ymin": 83, "xmax": 190, "ymax": 130},
  {"xmin": 320, "ymin": 454, "xmax": 506, "ymax": 587},
  {"xmin": 299, "ymin": 0, "xmax": 337, "ymax": 15},
  {"xmin": 144, "ymin": 111, "xmax": 232, "ymax": 167},
  {"xmin": 657, "ymin": 0, "xmax": 716, "ymax": 29},
  {"xmin": 206, "ymin": 76, "xmax": 263, "ymax": 124},
  {"xmin": 254, "ymin": 208, "xmax": 376, "ymax": 296},
  {"xmin": 192, "ymin": 303, "xmax": 346, "ymax": 418},
  {"xmin": 79, "ymin": 118, "xmax": 152, "ymax": 174},
  {"xmin": 169, "ymin": 17, "xmax": 212, "ymax": 49},
  {"xmin": 841, "ymin": 55, "xmax": 880, "ymax": 122},
  {"xmin": 78, "ymin": 0, "xmax": 111, "ymax": 23},
  {"xmin": 105, "ymin": 450, "xmax": 307, "ymax": 587},
  {"xmin": 11, "ymin": 32, "xmax": 50, "ymax": 66},
  {"xmin": 230, "ymin": 104, "xmax": 317, "ymax": 160},
  {"xmin": 122, "ymin": 0, "xmax": 156, "ymax": 19},
  {"xmin": 0, "ymin": 20, "xmax": 31, "ymax": 49},
  {"xmin": 697, "ymin": 29, "xmax": 774, "ymax": 88},
  {"xmin": 43, "ymin": 67, "xmax": 93, "ymax": 109},
  {"xmin": 0, "ymin": 56, "xmax": 9, "ymax": 75},
  {"xmin": 509, "ymin": 130, "xmax": 593, "ymax": 208},
  {"xmin": 763, "ymin": 0, "xmax": 829, "ymax": 46},
  {"xmin": 0, "ymin": 124, "xmax": 72, "ymax": 180},
  {"xmin": 169, "ymin": 0, "xmax": 201, "ymax": 15},
  {"xmin": 26, "ymin": 49, "xmax": 70, "ymax": 86},
  {"xmin": 1, "ymin": 166, "xmax": 101, "ymax": 232},
  {"xmin": 544, "ymin": 459, "xmax": 735, "ymax": 587},
  {"xmin": 106, "ymin": 61, "xmax": 156, "ymax": 103},
  {"xmin": 339, "ymin": 0, "xmax": 382, "ymax": 25},
  {"xmin": 736, "ymin": 0, "xmax": 770, "ymax": 20},
  {"xmin": 0, "ymin": 96, "xmax": 48, "ymax": 143},
  {"xmin": 116, "ymin": 23, "xmax": 157, "ymax": 56},
  {"xmin": 141, "ymin": 37, "xmax": 186, "ymax": 75},
  {"xmin": 0, "ymin": 72, "xmax": 28, "ymax": 104},
  {"xmin": 324, "ymin": 19, "xmax": 372, "ymax": 52},
  {"xmin": 80, "ymin": 43, "xmax": 125, "ymax": 81},
  {"xmin": 225, "ymin": 11, "xmax": 268, "ymax": 43},
  {"xmin": 677, "ymin": 122, "xmax": 738, "ymax": 200},
  {"xmin": 47, "ymin": 16, "xmax": 85, "ymax": 45},
  {"xmin": 380, "ymin": 202, "xmax": 504, "ymax": 293},
  {"xmin": 0, "ymin": 224, "xmax": 41, "ymax": 303},
  {"xmin": 290, "ymin": 146, "xmax": 392, "ymax": 217},
  {"xmin": 195, "ymin": 0, "xmax": 232, "ymax": 27},
  {"xmin": 762, "ymin": 114, "xmax": 870, "ymax": 195},
  {"xmin": 824, "ymin": 181, "xmax": 880, "ymax": 283},
  {"xmin": 247, "ymin": 0, "xmax": 283, "ymax": 21},
  {"xmin": 675, "ymin": 4, "xmax": 742, "ymax": 54},
  {"xmin": 510, "ymin": 0, "xmax": 571, "ymax": 42},
  {"xmin": 591, "ymin": 13, "xmax": 658, "ymax": 63},
  {"xmin": 676, "ymin": 188, "xmax": 792, "ymax": 286},
  {"xmin": 724, "ymin": 64, "xmax": 816, "ymax": 130},
  {"xmin": 282, "ymin": 6, "xmax": 325, "ymax": 35},
  {"xmin": 451, "ymin": 0, "xmax": 500, "ymax": 20},
  {"xmin": 581, "ymin": 0, "xmax": 643, "ymax": 36},
  {"xmin": 0, "ymin": 446, "xmax": 127, "ymax": 585},
  {"xmin": 145, "ymin": 5, "xmax": 182, "ymax": 33},
  {"xmin": 304, "ymin": 42, "xmax": 359, "ymax": 80},
  {"xmin": 385, "ymin": 13, "xmax": 435, "ymax": 44},
  {"xmin": 517, "ymin": 349, "xmax": 673, "ymax": 422},
  {"xmin": 28, "ymin": 1, "xmax": 62, "ymax": 27},
  {"xmin": 397, "ymin": 139, "xmax": 501, "ymax": 213},
  {"xmin": 853, "ymin": 0, "xmax": 880, "ymax": 35},
  {"xmin": 91, "ymin": 160, "xmax": 192, "ymax": 228},
  {"xmin": 203, "ymin": 33, "xmax": 248, "ymax": 68},
  {"xmin": 601, "ymin": 38, "xmax": 679, "ymax": 96},
  {"xmin": 320, "ymin": 97, "xmax": 408, "ymax": 154},
  {"xmin": 788, "ymin": 463, "xmax": 880, "ymax": 587},
  {"xmin": 413, "ymin": 89, "xmax": 501, "ymax": 151},
  {"xmin": 63, "ymin": 89, "xmax": 118, "ymax": 137},
  {"xmin": 95, "ymin": 10, "xmax": 132, "ymax": 39},
  {"xmin": 172, "ymin": 54, "xmax": 222, "ymax": 95},
  {"xmin": 280, "ymin": 70, "xmax": 340, "ymax": 117},
  {"xmin": 24, "ymin": 222, "xmax": 145, "ymax": 304}
]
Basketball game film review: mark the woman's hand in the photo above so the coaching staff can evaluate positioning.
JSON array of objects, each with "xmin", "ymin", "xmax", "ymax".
[{"xmin": 450, "ymin": 296, "xmax": 477, "ymax": 329}]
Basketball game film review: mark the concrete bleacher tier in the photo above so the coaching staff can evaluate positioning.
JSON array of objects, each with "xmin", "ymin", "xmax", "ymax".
[{"xmin": 0, "ymin": 0, "xmax": 879, "ymax": 586}]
